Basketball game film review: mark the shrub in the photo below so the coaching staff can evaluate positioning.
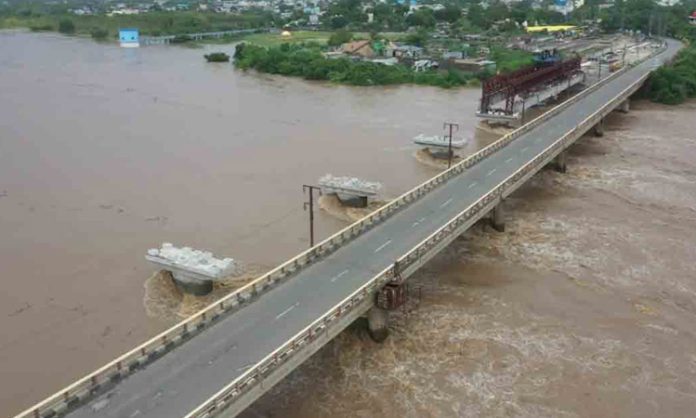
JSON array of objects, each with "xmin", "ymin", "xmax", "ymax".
[
  {"xmin": 645, "ymin": 46, "xmax": 696, "ymax": 105},
  {"xmin": 327, "ymin": 29, "xmax": 353, "ymax": 47},
  {"xmin": 204, "ymin": 52, "xmax": 230, "ymax": 62},
  {"xmin": 58, "ymin": 19, "xmax": 75, "ymax": 34},
  {"xmin": 233, "ymin": 42, "xmax": 470, "ymax": 88},
  {"xmin": 91, "ymin": 28, "xmax": 109, "ymax": 40}
]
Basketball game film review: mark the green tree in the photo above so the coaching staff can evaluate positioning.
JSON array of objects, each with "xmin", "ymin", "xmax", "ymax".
[
  {"xmin": 434, "ymin": 5, "xmax": 462, "ymax": 23},
  {"xmin": 406, "ymin": 9, "xmax": 436, "ymax": 28},
  {"xmin": 58, "ymin": 19, "xmax": 75, "ymax": 34},
  {"xmin": 90, "ymin": 28, "xmax": 109, "ymax": 40},
  {"xmin": 330, "ymin": 15, "xmax": 349, "ymax": 29},
  {"xmin": 328, "ymin": 29, "xmax": 353, "ymax": 46},
  {"xmin": 404, "ymin": 28, "xmax": 429, "ymax": 46},
  {"xmin": 467, "ymin": 3, "xmax": 490, "ymax": 30}
]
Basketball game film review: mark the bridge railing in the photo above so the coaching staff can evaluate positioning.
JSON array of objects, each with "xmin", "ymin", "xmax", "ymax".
[
  {"xmin": 13, "ymin": 40, "xmax": 666, "ymax": 418},
  {"xmin": 183, "ymin": 43, "xmax": 667, "ymax": 418}
]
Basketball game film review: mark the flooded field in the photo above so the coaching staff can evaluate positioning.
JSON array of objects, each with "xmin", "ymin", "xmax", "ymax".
[{"xmin": 243, "ymin": 101, "xmax": 696, "ymax": 418}]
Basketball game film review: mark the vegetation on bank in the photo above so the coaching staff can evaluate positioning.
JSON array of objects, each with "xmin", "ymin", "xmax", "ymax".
[
  {"xmin": 204, "ymin": 52, "xmax": 230, "ymax": 62},
  {"xmin": 643, "ymin": 44, "xmax": 696, "ymax": 105},
  {"xmin": 0, "ymin": 11, "xmax": 274, "ymax": 39},
  {"xmin": 233, "ymin": 42, "xmax": 481, "ymax": 88},
  {"xmin": 238, "ymin": 30, "xmax": 408, "ymax": 48},
  {"xmin": 490, "ymin": 47, "xmax": 535, "ymax": 73}
]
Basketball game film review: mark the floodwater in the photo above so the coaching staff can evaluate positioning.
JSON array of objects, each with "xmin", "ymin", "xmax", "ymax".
[
  {"xmin": 3, "ymin": 30, "xmax": 694, "ymax": 418},
  {"xmin": 244, "ymin": 101, "xmax": 696, "ymax": 417},
  {"xmin": 0, "ymin": 30, "xmax": 491, "ymax": 416}
]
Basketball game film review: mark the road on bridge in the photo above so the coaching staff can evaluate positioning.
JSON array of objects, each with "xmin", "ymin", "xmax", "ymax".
[{"xmin": 62, "ymin": 40, "xmax": 681, "ymax": 418}]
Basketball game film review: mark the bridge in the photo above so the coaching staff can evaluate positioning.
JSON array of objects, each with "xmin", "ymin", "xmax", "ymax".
[
  {"xmin": 140, "ymin": 29, "xmax": 269, "ymax": 45},
  {"xmin": 14, "ymin": 39, "xmax": 681, "ymax": 418}
]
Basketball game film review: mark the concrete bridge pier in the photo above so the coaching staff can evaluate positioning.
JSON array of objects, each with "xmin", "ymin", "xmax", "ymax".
[
  {"xmin": 367, "ymin": 306, "xmax": 389, "ymax": 342},
  {"xmin": 552, "ymin": 150, "xmax": 568, "ymax": 173},
  {"xmin": 594, "ymin": 118, "xmax": 605, "ymax": 137},
  {"xmin": 619, "ymin": 99, "xmax": 630, "ymax": 113},
  {"xmin": 490, "ymin": 203, "xmax": 505, "ymax": 232}
]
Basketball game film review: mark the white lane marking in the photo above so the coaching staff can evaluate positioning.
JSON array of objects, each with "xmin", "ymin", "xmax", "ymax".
[
  {"xmin": 487, "ymin": 168, "xmax": 497, "ymax": 176},
  {"xmin": 521, "ymin": 146, "xmax": 529, "ymax": 153},
  {"xmin": 412, "ymin": 217, "xmax": 427, "ymax": 227},
  {"xmin": 331, "ymin": 269, "xmax": 349, "ymax": 282},
  {"xmin": 468, "ymin": 181, "xmax": 478, "ymax": 189},
  {"xmin": 440, "ymin": 198, "xmax": 453, "ymax": 208},
  {"xmin": 505, "ymin": 157, "xmax": 513, "ymax": 163},
  {"xmin": 129, "ymin": 411, "xmax": 141, "ymax": 418},
  {"xmin": 275, "ymin": 302, "xmax": 299, "ymax": 320},
  {"xmin": 374, "ymin": 239, "xmax": 392, "ymax": 253}
]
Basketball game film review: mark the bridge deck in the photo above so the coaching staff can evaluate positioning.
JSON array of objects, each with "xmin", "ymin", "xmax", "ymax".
[{"xmin": 63, "ymin": 41, "xmax": 679, "ymax": 418}]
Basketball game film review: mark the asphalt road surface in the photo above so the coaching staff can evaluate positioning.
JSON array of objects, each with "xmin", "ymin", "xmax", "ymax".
[{"xmin": 62, "ymin": 40, "xmax": 681, "ymax": 418}]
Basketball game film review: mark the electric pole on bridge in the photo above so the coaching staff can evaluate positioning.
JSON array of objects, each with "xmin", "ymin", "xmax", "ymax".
[
  {"xmin": 443, "ymin": 122, "xmax": 459, "ymax": 169},
  {"xmin": 303, "ymin": 184, "xmax": 322, "ymax": 248}
]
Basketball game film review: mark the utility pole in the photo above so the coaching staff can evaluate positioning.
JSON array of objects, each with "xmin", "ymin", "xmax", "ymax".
[
  {"xmin": 303, "ymin": 185, "xmax": 322, "ymax": 248},
  {"xmin": 521, "ymin": 99, "xmax": 526, "ymax": 126},
  {"xmin": 443, "ymin": 122, "xmax": 459, "ymax": 169}
]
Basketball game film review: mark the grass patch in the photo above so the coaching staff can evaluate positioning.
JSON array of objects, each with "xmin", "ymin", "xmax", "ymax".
[
  {"xmin": 240, "ymin": 31, "xmax": 332, "ymax": 47},
  {"xmin": 490, "ymin": 47, "xmax": 534, "ymax": 73},
  {"xmin": 237, "ymin": 31, "xmax": 409, "ymax": 47}
]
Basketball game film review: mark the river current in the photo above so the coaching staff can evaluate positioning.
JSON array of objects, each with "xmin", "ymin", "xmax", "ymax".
[{"xmin": 2, "ymin": 30, "xmax": 695, "ymax": 417}]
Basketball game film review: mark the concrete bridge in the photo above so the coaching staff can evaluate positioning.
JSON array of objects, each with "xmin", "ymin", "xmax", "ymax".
[
  {"xmin": 13, "ymin": 39, "xmax": 681, "ymax": 418},
  {"xmin": 141, "ymin": 29, "xmax": 268, "ymax": 45}
]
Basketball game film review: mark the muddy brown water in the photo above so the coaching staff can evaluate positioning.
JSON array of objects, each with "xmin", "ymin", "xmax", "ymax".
[
  {"xmin": 3, "ymin": 30, "xmax": 695, "ymax": 417},
  {"xmin": 242, "ymin": 101, "xmax": 696, "ymax": 418},
  {"xmin": 0, "ymin": 31, "xmax": 494, "ymax": 415}
]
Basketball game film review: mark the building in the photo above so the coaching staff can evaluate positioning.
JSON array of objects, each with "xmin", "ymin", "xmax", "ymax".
[
  {"xmin": 341, "ymin": 40, "xmax": 375, "ymax": 58},
  {"xmin": 119, "ymin": 28, "xmax": 140, "ymax": 48},
  {"xmin": 389, "ymin": 44, "xmax": 423, "ymax": 59},
  {"xmin": 442, "ymin": 51, "xmax": 464, "ymax": 60},
  {"xmin": 690, "ymin": 11, "xmax": 696, "ymax": 25},
  {"xmin": 450, "ymin": 58, "xmax": 496, "ymax": 73}
]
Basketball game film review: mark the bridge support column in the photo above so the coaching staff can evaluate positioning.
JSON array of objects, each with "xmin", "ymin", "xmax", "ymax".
[
  {"xmin": 367, "ymin": 306, "xmax": 389, "ymax": 343},
  {"xmin": 552, "ymin": 150, "xmax": 567, "ymax": 173},
  {"xmin": 619, "ymin": 99, "xmax": 630, "ymax": 113},
  {"xmin": 490, "ymin": 203, "xmax": 505, "ymax": 232},
  {"xmin": 594, "ymin": 118, "xmax": 605, "ymax": 137}
]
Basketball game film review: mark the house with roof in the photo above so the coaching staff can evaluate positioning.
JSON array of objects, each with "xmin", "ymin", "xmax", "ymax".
[
  {"xmin": 341, "ymin": 40, "xmax": 375, "ymax": 58},
  {"xmin": 690, "ymin": 11, "xmax": 696, "ymax": 25}
]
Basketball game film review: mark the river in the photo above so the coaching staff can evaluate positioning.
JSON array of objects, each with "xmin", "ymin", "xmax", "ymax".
[
  {"xmin": 242, "ymin": 100, "xmax": 696, "ymax": 418},
  {"xmin": 3, "ymin": 30, "xmax": 695, "ymax": 418},
  {"xmin": 0, "ymin": 30, "xmax": 490, "ymax": 416}
]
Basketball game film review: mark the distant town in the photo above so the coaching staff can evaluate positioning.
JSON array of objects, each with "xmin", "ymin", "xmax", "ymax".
[{"xmin": 1, "ymin": 0, "xmax": 694, "ymax": 99}]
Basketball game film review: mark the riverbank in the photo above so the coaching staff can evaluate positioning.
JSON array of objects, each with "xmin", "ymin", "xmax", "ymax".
[
  {"xmin": 234, "ymin": 42, "xmax": 481, "ymax": 88},
  {"xmin": 0, "ymin": 11, "xmax": 271, "ymax": 39},
  {"xmin": 642, "ymin": 43, "xmax": 696, "ymax": 105},
  {"xmin": 241, "ymin": 100, "xmax": 696, "ymax": 418}
]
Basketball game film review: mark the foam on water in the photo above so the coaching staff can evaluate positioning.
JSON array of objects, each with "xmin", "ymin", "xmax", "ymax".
[{"xmin": 241, "ymin": 102, "xmax": 696, "ymax": 418}]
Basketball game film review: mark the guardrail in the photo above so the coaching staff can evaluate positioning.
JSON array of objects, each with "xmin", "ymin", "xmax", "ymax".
[
  {"xmin": 13, "ymin": 40, "xmax": 667, "ymax": 418},
  {"xmin": 183, "ymin": 43, "xmax": 669, "ymax": 418}
]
